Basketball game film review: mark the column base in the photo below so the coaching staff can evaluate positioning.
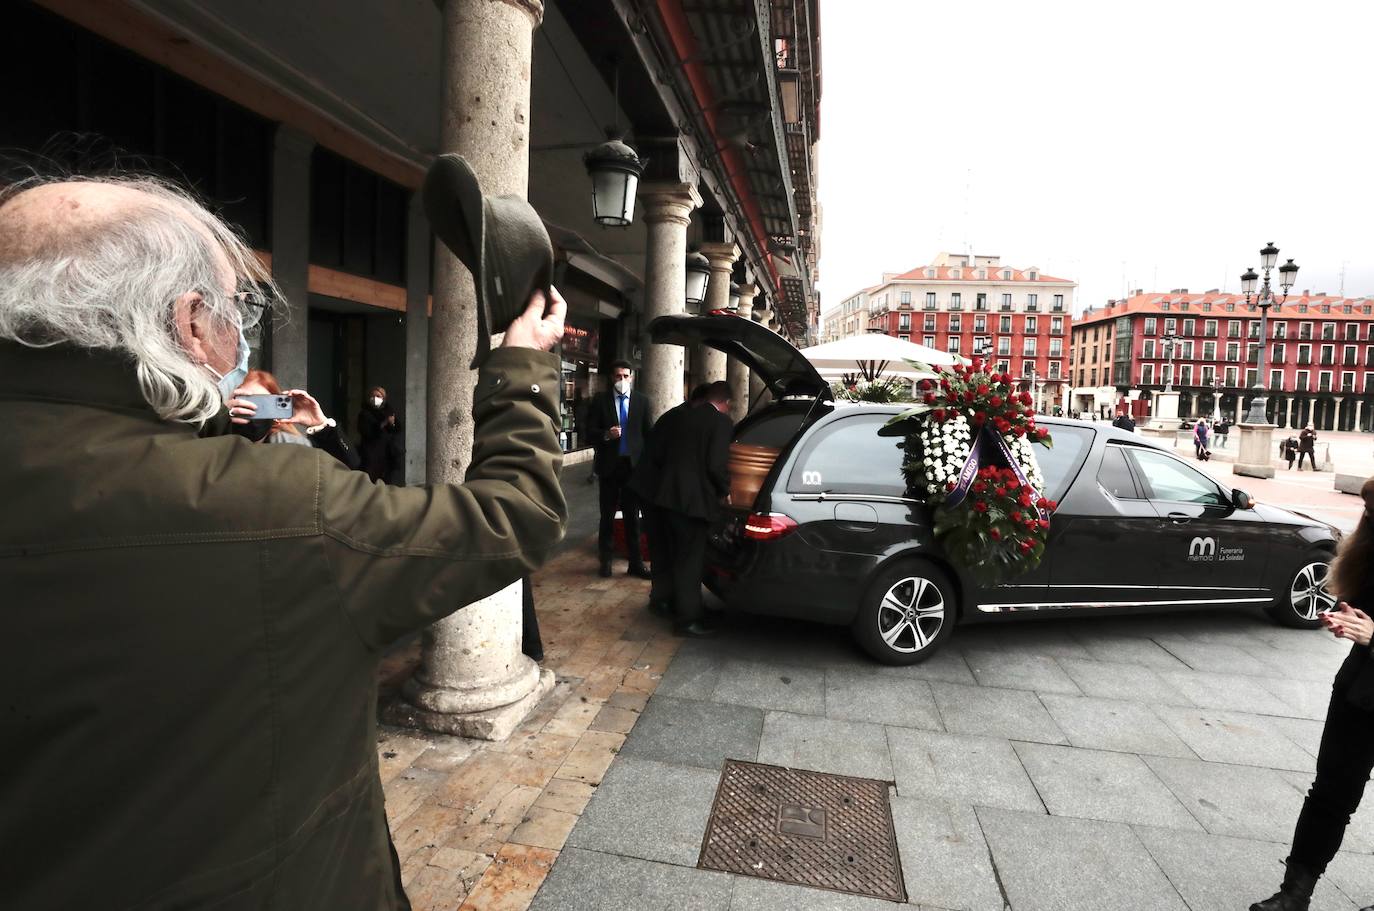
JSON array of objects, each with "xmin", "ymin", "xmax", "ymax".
[
  {"xmin": 383, "ymin": 666, "xmax": 555, "ymax": 741},
  {"xmin": 1232, "ymin": 422, "xmax": 1276, "ymax": 480}
]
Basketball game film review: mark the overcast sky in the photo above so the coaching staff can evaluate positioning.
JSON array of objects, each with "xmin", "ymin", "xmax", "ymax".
[{"xmin": 815, "ymin": 0, "xmax": 1374, "ymax": 316}]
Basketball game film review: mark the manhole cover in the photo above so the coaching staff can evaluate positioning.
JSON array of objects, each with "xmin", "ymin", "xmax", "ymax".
[{"xmin": 697, "ymin": 759, "xmax": 905, "ymax": 902}]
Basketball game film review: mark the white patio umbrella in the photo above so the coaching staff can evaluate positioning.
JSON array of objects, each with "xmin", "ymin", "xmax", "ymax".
[{"xmin": 798, "ymin": 333, "xmax": 965, "ymax": 382}]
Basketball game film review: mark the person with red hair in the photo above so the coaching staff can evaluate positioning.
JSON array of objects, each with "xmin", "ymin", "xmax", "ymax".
[{"xmin": 227, "ymin": 369, "xmax": 358, "ymax": 469}]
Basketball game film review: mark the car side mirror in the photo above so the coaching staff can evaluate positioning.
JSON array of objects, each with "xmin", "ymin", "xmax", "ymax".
[{"xmin": 1231, "ymin": 488, "xmax": 1253, "ymax": 510}]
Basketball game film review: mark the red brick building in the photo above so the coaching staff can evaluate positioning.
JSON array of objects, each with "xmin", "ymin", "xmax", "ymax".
[
  {"xmin": 853, "ymin": 253, "xmax": 1077, "ymax": 411},
  {"xmin": 1071, "ymin": 290, "xmax": 1374, "ymax": 430}
]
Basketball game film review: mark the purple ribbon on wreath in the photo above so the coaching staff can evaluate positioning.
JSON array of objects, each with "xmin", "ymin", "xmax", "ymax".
[{"xmin": 942, "ymin": 425, "xmax": 1048, "ymax": 522}]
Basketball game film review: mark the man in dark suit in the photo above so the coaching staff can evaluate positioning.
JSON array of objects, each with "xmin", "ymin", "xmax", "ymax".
[
  {"xmin": 631, "ymin": 383, "xmax": 710, "ymax": 619},
  {"xmin": 585, "ymin": 360, "xmax": 654, "ymax": 577},
  {"xmin": 653, "ymin": 381, "xmax": 733, "ymax": 637}
]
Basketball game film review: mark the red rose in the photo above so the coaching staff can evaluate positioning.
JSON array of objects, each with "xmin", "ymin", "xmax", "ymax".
[
  {"xmin": 918, "ymin": 379, "xmax": 933, "ymax": 391},
  {"xmin": 990, "ymin": 395, "xmax": 1003, "ymax": 407},
  {"xmin": 995, "ymin": 487, "xmax": 1007, "ymax": 497},
  {"xmin": 971, "ymin": 357, "xmax": 984, "ymax": 372},
  {"xmin": 1019, "ymin": 492, "xmax": 1033, "ymax": 506},
  {"xmin": 972, "ymin": 481, "xmax": 987, "ymax": 493},
  {"xmin": 924, "ymin": 393, "xmax": 937, "ymax": 404},
  {"xmin": 946, "ymin": 480, "xmax": 957, "ymax": 491},
  {"xmin": 1014, "ymin": 426, "xmax": 1026, "ymax": 436},
  {"xmin": 1036, "ymin": 497, "xmax": 1049, "ymax": 508},
  {"xmin": 974, "ymin": 411, "xmax": 987, "ymax": 423},
  {"xmin": 1019, "ymin": 541, "xmax": 1033, "ymax": 554},
  {"xmin": 973, "ymin": 501, "xmax": 989, "ymax": 513},
  {"xmin": 939, "ymin": 378, "xmax": 950, "ymax": 390},
  {"xmin": 995, "ymin": 418, "xmax": 1011, "ymax": 433},
  {"xmin": 963, "ymin": 390, "xmax": 975, "ymax": 403},
  {"xmin": 1007, "ymin": 478, "xmax": 1020, "ymax": 490},
  {"xmin": 1010, "ymin": 510, "xmax": 1022, "ymax": 522},
  {"xmin": 1020, "ymin": 392, "xmax": 1033, "ymax": 405},
  {"xmin": 976, "ymin": 384, "xmax": 990, "ymax": 395},
  {"xmin": 1047, "ymin": 499, "xmax": 1059, "ymax": 511},
  {"xmin": 1038, "ymin": 519, "xmax": 1051, "ymax": 529},
  {"xmin": 990, "ymin": 528, "xmax": 1002, "ymax": 540},
  {"xmin": 932, "ymin": 408, "xmax": 946, "ymax": 421}
]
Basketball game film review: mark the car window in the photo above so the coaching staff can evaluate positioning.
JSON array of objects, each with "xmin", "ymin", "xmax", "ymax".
[
  {"xmin": 1097, "ymin": 445, "xmax": 1140, "ymax": 499},
  {"xmin": 787, "ymin": 414, "xmax": 908, "ymax": 497},
  {"xmin": 1127, "ymin": 448, "xmax": 1226, "ymax": 506},
  {"xmin": 1035, "ymin": 425, "xmax": 1093, "ymax": 501}
]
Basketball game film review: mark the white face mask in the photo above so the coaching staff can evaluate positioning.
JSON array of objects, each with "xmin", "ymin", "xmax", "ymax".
[
  {"xmin": 370, "ymin": 396, "xmax": 384, "ymax": 408},
  {"xmin": 613, "ymin": 379, "xmax": 631, "ymax": 395}
]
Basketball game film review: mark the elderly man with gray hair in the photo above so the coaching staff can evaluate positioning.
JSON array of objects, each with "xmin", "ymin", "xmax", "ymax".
[{"xmin": 0, "ymin": 175, "xmax": 567, "ymax": 909}]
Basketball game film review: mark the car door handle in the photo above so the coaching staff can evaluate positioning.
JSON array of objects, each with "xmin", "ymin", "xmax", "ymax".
[{"xmin": 1166, "ymin": 512, "xmax": 1191, "ymax": 524}]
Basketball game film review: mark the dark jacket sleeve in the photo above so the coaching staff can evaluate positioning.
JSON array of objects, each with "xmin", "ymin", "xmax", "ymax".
[
  {"xmin": 319, "ymin": 348, "xmax": 567, "ymax": 648},
  {"xmin": 585, "ymin": 393, "xmax": 609, "ymax": 443},
  {"xmin": 308, "ymin": 424, "xmax": 362, "ymax": 470}
]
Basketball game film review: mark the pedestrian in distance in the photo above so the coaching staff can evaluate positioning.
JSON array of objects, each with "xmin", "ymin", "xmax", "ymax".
[
  {"xmin": 1216, "ymin": 417, "xmax": 1231, "ymax": 448},
  {"xmin": 1282, "ymin": 435, "xmax": 1299, "ymax": 470},
  {"xmin": 227, "ymin": 368, "xmax": 360, "ymax": 468},
  {"xmin": 1249, "ymin": 477, "xmax": 1374, "ymax": 911},
  {"xmin": 1193, "ymin": 418, "xmax": 1211, "ymax": 460},
  {"xmin": 357, "ymin": 385, "xmax": 403, "ymax": 483},
  {"xmin": 629, "ymin": 382, "xmax": 711, "ymax": 621},
  {"xmin": 652, "ymin": 380, "xmax": 734, "ymax": 638},
  {"xmin": 1112, "ymin": 410, "xmax": 1136, "ymax": 433},
  {"xmin": 585, "ymin": 359, "xmax": 653, "ymax": 578},
  {"xmin": 1299, "ymin": 422, "xmax": 1318, "ymax": 470},
  {"xmin": 0, "ymin": 172, "xmax": 568, "ymax": 910}
]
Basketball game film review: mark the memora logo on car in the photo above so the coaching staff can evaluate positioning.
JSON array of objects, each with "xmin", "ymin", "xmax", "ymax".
[{"xmin": 1187, "ymin": 537, "xmax": 1245, "ymax": 563}]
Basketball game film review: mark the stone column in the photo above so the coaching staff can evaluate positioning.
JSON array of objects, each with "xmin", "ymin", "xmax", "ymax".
[
  {"xmin": 728, "ymin": 282, "xmax": 758, "ymax": 422},
  {"xmin": 403, "ymin": 192, "xmax": 430, "ymax": 485},
  {"xmin": 638, "ymin": 181, "xmax": 702, "ymax": 420},
  {"xmin": 1357, "ymin": 399, "xmax": 1365, "ymax": 432},
  {"xmin": 1335, "ymin": 397, "xmax": 1345, "ymax": 432},
  {"xmin": 268, "ymin": 125, "xmax": 314, "ymax": 391},
  {"xmin": 1285, "ymin": 397, "xmax": 1294, "ymax": 429},
  {"xmin": 696, "ymin": 242, "xmax": 738, "ymax": 385},
  {"xmin": 394, "ymin": 0, "xmax": 553, "ymax": 741}
]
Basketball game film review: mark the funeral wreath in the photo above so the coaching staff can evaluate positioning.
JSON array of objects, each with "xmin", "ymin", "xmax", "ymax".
[{"xmin": 885, "ymin": 357, "xmax": 1058, "ymax": 583}]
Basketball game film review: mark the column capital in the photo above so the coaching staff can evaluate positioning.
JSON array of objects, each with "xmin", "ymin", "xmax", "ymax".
[
  {"xmin": 444, "ymin": 0, "xmax": 545, "ymax": 26},
  {"xmin": 639, "ymin": 181, "xmax": 703, "ymax": 227},
  {"xmin": 697, "ymin": 241, "xmax": 739, "ymax": 273}
]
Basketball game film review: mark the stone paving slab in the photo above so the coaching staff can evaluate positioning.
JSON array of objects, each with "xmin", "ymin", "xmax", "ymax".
[
  {"xmin": 563, "ymin": 757, "xmax": 720, "ymax": 867},
  {"xmin": 1131, "ymin": 825, "xmax": 1356, "ymax": 911},
  {"xmin": 1157, "ymin": 668, "xmax": 1298, "ymax": 715},
  {"xmin": 1055, "ymin": 656, "xmax": 1193, "ymax": 706},
  {"xmin": 962, "ymin": 649, "xmax": 1083, "ymax": 695},
  {"xmin": 709, "ymin": 658, "xmax": 827, "ymax": 716},
  {"xmin": 930, "ymin": 682, "xmax": 1068, "ymax": 744},
  {"xmin": 976, "ymin": 807, "xmax": 1188, "ymax": 911},
  {"xmin": 873, "ymin": 645, "xmax": 978, "ymax": 685},
  {"xmin": 1143, "ymin": 755, "xmax": 1306, "ymax": 842},
  {"xmin": 1037, "ymin": 692, "xmax": 1196, "ymax": 759},
  {"xmin": 528, "ymin": 847, "xmax": 731, "ymax": 911},
  {"xmin": 1152, "ymin": 704, "xmax": 1316, "ymax": 772},
  {"xmin": 886, "ymin": 727, "xmax": 1044, "ymax": 813},
  {"xmin": 756, "ymin": 711, "xmax": 895, "ymax": 781},
  {"xmin": 823, "ymin": 667, "xmax": 943, "ymax": 731},
  {"xmin": 1070, "ymin": 631, "xmax": 1193, "ymax": 671},
  {"xmin": 616, "ymin": 695, "xmax": 763, "ymax": 771},
  {"xmin": 1011, "ymin": 741, "xmax": 1202, "ymax": 830},
  {"xmin": 726, "ymin": 876, "xmax": 903, "ymax": 911},
  {"xmin": 889, "ymin": 797, "xmax": 1006, "ymax": 911}
]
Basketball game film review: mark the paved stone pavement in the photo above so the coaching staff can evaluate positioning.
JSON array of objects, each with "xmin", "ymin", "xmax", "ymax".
[{"xmin": 531, "ymin": 608, "xmax": 1373, "ymax": 910}]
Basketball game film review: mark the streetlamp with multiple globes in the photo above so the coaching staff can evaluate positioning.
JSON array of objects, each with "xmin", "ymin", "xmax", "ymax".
[
  {"xmin": 1161, "ymin": 332, "xmax": 1180, "ymax": 393},
  {"xmin": 1240, "ymin": 243, "xmax": 1299, "ymax": 423}
]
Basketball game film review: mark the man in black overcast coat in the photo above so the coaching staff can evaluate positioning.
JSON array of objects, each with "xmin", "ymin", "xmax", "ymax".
[
  {"xmin": 652, "ymin": 381, "xmax": 733, "ymax": 637},
  {"xmin": 585, "ymin": 359, "xmax": 653, "ymax": 577}
]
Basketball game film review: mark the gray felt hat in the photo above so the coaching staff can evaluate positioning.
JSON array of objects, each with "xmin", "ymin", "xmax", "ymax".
[{"xmin": 422, "ymin": 153, "xmax": 554, "ymax": 367}]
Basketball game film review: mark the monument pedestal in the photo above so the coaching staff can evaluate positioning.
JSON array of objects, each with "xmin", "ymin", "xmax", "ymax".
[
  {"xmin": 1139, "ymin": 390, "xmax": 1180, "ymax": 443},
  {"xmin": 1233, "ymin": 422, "xmax": 1276, "ymax": 479}
]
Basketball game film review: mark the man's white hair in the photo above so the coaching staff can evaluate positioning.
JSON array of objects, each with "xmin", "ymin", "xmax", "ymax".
[{"xmin": 0, "ymin": 174, "xmax": 278, "ymax": 423}]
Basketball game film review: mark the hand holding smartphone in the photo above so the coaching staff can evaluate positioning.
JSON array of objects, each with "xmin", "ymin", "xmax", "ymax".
[{"xmin": 236, "ymin": 394, "xmax": 293, "ymax": 421}]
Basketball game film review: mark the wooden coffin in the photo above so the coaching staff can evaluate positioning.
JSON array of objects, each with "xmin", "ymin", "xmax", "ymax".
[{"xmin": 727, "ymin": 443, "xmax": 781, "ymax": 509}]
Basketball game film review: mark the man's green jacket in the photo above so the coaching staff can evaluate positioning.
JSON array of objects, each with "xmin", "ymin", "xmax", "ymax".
[{"xmin": 0, "ymin": 342, "xmax": 566, "ymax": 909}]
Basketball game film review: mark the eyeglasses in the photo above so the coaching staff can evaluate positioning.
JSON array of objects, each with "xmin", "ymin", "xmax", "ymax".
[{"xmin": 233, "ymin": 288, "xmax": 271, "ymax": 312}]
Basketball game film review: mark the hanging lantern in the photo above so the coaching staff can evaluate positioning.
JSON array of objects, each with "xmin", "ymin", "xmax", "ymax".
[
  {"xmin": 728, "ymin": 282, "xmax": 741, "ymax": 310},
  {"xmin": 584, "ymin": 138, "xmax": 646, "ymax": 228},
  {"xmin": 685, "ymin": 251, "xmax": 711, "ymax": 308}
]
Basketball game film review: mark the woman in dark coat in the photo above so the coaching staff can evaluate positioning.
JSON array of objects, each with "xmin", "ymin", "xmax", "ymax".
[
  {"xmin": 357, "ymin": 385, "xmax": 402, "ymax": 484},
  {"xmin": 1250, "ymin": 477, "xmax": 1374, "ymax": 911}
]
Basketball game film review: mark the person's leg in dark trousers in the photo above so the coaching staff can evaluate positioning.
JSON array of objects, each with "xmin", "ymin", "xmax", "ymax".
[
  {"xmin": 521, "ymin": 574, "xmax": 543, "ymax": 662},
  {"xmin": 618, "ymin": 476, "xmax": 647, "ymax": 576},
  {"xmin": 664, "ymin": 509, "xmax": 712, "ymax": 634},
  {"xmin": 641, "ymin": 503, "xmax": 672, "ymax": 616},
  {"xmin": 597, "ymin": 461, "xmax": 620, "ymax": 574},
  {"xmin": 1288, "ymin": 689, "xmax": 1374, "ymax": 875},
  {"xmin": 1299, "ymin": 450, "xmax": 1315, "ymax": 470}
]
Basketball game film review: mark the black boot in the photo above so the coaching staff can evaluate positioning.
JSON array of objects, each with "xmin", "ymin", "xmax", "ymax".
[{"xmin": 1250, "ymin": 860, "xmax": 1318, "ymax": 911}]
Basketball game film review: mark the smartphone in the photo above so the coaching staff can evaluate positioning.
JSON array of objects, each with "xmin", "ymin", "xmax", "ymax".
[{"xmin": 238, "ymin": 393, "xmax": 293, "ymax": 420}]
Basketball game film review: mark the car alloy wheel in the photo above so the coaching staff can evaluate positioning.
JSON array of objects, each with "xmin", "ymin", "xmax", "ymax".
[
  {"xmin": 853, "ymin": 559, "xmax": 956, "ymax": 665},
  {"xmin": 877, "ymin": 576, "xmax": 946, "ymax": 653},
  {"xmin": 1289, "ymin": 560, "xmax": 1335, "ymax": 622}
]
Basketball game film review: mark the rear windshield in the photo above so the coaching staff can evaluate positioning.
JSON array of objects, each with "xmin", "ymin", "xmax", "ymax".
[
  {"xmin": 787, "ymin": 413, "xmax": 909, "ymax": 498},
  {"xmin": 735, "ymin": 406, "xmax": 812, "ymax": 448}
]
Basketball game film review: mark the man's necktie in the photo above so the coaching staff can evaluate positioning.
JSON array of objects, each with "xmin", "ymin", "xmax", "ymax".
[{"xmin": 617, "ymin": 395, "xmax": 629, "ymax": 456}]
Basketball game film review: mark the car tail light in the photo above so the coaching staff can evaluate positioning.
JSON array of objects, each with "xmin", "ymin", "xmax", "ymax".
[{"xmin": 743, "ymin": 512, "xmax": 798, "ymax": 541}]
